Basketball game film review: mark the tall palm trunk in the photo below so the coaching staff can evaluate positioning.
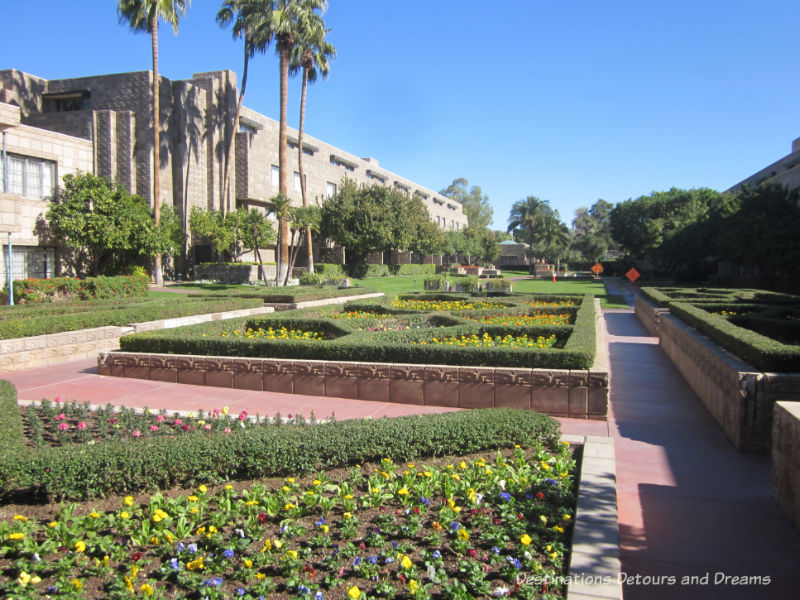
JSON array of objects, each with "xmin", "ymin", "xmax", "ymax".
[
  {"xmin": 221, "ymin": 41, "xmax": 250, "ymax": 216},
  {"xmin": 151, "ymin": 11, "xmax": 163, "ymax": 286},
  {"xmin": 277, "ymin": 41, "xmax": 291, "ymax": 285},
  {"xmin": 298, "ymin": 66, "xmax": 314, "ymax": 274}
]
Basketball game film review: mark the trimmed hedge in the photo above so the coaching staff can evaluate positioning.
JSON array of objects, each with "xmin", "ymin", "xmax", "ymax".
[
  {"xmin": 0, "ymin": 407, "xmax": 560, "ymax": 501},
  {"xmin": 0, "ymin": 297, "xmax": 264, "ymax": 340},
  {"xmin": 314, "ymin": 263, "xmax": 348, "ymax": 278},
  {"xmin": 5, "ymin": 275, "xmax": 149, "ymax": 303},
  {"xmin": 669, "ymin": 301, "xmax": 800, "ymax": 372},
  {"xmin": 120, "ymin": 293, "xmax": 597, "ymax": 369},
  {"xmin": 191, "ymin": 286, "xmax": 376, "ymax": 304},
  {"xmin": 0, "ymin": 381, "xmax": 24, "ymax": 454}
]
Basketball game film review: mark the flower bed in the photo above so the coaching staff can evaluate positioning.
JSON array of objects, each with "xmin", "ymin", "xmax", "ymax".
[
  {"xmin": 0, "ymin": 445, "xmax": 576, "ymax": 599},
  {"xmin": 118, "ymin": 294, "xmax": 595, "ymax": 370}
]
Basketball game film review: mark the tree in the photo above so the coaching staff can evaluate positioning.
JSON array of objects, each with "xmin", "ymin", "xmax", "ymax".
[
  {"xmin": 216, "ymin": 0, "xmax": 268, "ymax": 213},
  {"xmin": 285, "ymin": 204, "xmax": 321, "ymax": 283},
  {"xmin": 571, "ymin": 199, "xmax": 615, "ymax": 262},
  {"xmin": 266, "ymin": 192, "xmax": 293, "ymax": 284},
  {"xmin": 290, "ymin": 3, "xmax": 334, "ymax": 273},
  {"xmin": 443, "ymin": 229, "xmax": 482, "ymax": 265},
  {"xmin": 536, "ymin": 210, "xmax": 571, "ymax": 270},
  {"xmin": 47, "ymin": 173, "xmax": 176, "ymax": 276},
  {"xmin": 320, "ymin": 180, "xmax": 443, "ymax": 265},
  {"xmin": 507, "ymin": 196, "xmax": 552, "ymax": 272},
  {"xmin": 440, "ymin": 178, "xmax": 493, "ymax": 230},
  {"xmin": 118, "ymin": 0, "xmax": 191, "ymax": 286}
]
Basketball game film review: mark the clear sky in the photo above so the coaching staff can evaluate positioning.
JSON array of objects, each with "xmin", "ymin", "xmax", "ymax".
[{"xmin": 2, "ymin": 1, "xmax": 799, "ymax": 228}]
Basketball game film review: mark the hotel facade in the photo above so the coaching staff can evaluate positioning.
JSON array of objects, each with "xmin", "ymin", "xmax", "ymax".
[{"xmin": 0, "ymin": 68, "xmax": 466, "ymax": 280}]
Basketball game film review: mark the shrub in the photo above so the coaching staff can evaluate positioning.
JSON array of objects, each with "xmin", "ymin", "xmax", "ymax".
[
  {"xmin": 394, "ymin": 264, "xmax": 436, "ymax": 276},
  {"xmin": 7, "ymin": 275, "xmax": 149, "ymax": 303},
  {"xmin": 0, "ymin": 407, "xmax": 560, "ymax": 501},
  {"xmin": 348, "ymin": 264, "xmax": 391, "ymax": 278},
  {"xmin": 314, "ymin": 263, "xmax": 347, "ymax": 278},
  {"xmin": 0, "ymin": 381, "xmax": 24, "ymax": 454}
]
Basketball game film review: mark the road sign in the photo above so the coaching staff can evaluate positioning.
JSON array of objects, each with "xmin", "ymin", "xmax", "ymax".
[
  {"xmin": 626, "ymin": 268, "xmax": 640, "ymax": 283},
  {"xmin": 591, "ymin": 263, "xmax": 604, "ymax": 275}
]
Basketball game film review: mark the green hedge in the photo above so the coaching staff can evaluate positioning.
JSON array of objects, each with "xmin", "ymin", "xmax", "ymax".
[
  {"xmin": 314, "ymin": 263, "xmax": 348, "ymax": 278},
  {"xmin": 0, "ymin": 297, "xmax": 264, "ymax": 340},
  {"xmin": 394, "ymin": 264, "xmax": 436, "ymax": 276},
  {"xmin": 120, "ymin": 293, "xmax": 597, "ymax": 369},
  {"xmin": 0, "ymin": 381, "xmax": 24, "ymax": 454},
  {"xmin": 4, "ymin": 275, "xmax": 149, "ymax": 303},
  {"xmin": 0, "ymin": 407, "xmax": 560, "ymax": 501},
  {"xmin": 198, "ymin": 286, "xmax": 376, "ymax": 304},
  {"xmin": 668, "ymin": 301, "xmax": 800, "ymax": 372}
]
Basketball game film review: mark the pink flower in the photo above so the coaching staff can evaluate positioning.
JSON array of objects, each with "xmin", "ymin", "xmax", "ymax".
[
  {"xmin": 203, "ymin": 424, "xmax": 212, "ymax": 431},
  {"xmin": 131, "ymin": 430, "xmax": 141, "ymax": 438},
  {"xmin": 150, "ymin": 425, "xmax": 159, "ymax": 432},
  {"xmin": 77, "ymin": 422, "xmax": 86, "ymax": 430},
  {"xmin": 54, "ymin": 396, "xmax": 62, "ymax": 404},
  {"xmin": 58, "ymin": 423, "xmax": 69, "ymax": 431},
  {"xmin": 224, "ymin": 428, "xmax": 232, "ymax": 434},
  {"xmin": 156, "ymin": 415, "xmax": 164, "ymax": 423},
  {"xmin": 108, "ymin": 418, "xmax": 117, "ymax": 424},
  {"xmin": 55, "ymin": 413, "xmax": 66, "ymax": 421},
  {"xmin": 238, "ymin": 411, "xmax": 248, "ymax": 421},
  {"xmin": 212, "ymin": 408, "xmax": 220, "ymax": 417},
  {"xmin": 287, "ymin": 413, "xmax": 294, "ymax": 419},
  {"xmin": 174, "ymin": 419, "xmax": 183, "ymax": 425},
  {"xmin": 181, "ymin": 424, "xmax": 190, "ymax": 431}
]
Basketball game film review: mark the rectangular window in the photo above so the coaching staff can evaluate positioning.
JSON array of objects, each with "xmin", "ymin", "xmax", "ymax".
[
  {"xmin": 326, "ymin": 182, "xmax": 337, "ymax": 198},
  {"xmin": 5, "ymin": 155, "xmax": 57, "ymax": 199},
  {"xmin": 270, "ymin": 165, "xmax": 279, "ymax": 187},
  {"xmin": 9, "ymin": 157, "xmax": 23, "ymax": 195},
  {"xmin": 294, "ymin": 172, "xmax": 302, "ymax": 192}
]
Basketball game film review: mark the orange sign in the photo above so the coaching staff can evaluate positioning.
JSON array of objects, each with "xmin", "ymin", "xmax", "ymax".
[
  {"xmin": 626, "ymin": 268, "xmax": 640, "ymax": 283},
  {"xmin": 591, "ymin": 263, "xmax": 604, "ymax": 275}
]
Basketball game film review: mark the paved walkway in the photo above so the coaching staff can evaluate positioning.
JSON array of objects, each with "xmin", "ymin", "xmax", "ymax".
[{"xmin": 3, "ymin": 281, "xmax": 800, "ymax": 599}]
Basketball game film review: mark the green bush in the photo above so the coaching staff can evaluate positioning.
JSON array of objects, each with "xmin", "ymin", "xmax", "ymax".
[
  {"xmin": 0, "ymin": 408, "xmax": 560, "ymax": 501},
  {"xmin": 120, "ymin": 293, "xmax": 597, "ymax": 369},
  {"xmin": 394, "ymin": 264, "xmax": 436, "ymax": 276},
  {"xmin": 7, "ymin": 275, "xmax": 149, "ymax": 303},
  {"xmin": 314, "ymin": 263, "xmax": 347, "ymax": 278},
  {"xmin": 0, "ymin": 381, "xmax": 24, "ymax": 454},
  {"xmin": 348, "ymin": 264, "xmax": 392, "ymax": 278},
  {"xmin": 0, "ymin": 297, "xmax": 264, "ymax": 340}
]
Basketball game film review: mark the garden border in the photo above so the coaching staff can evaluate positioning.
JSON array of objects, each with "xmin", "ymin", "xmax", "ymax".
[{"xmin": 97, "ymin": 300, "xmax": 610, "ymax": 419}]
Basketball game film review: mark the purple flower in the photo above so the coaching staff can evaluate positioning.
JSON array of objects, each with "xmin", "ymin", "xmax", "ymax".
[
  {"xmin": 432, "ymin": 550, "xmax": 441, "ymax": 559},
  {"xmin": 499, "ymin": 492, "xmax": 512, "ymax": 502},
  {"xmin": 201, "ymin": 577, "xmax": 223, "ymax": 587},
  {"xmin": 450, "ymin": 521, "xmax": 461, "ymax": 532},
  {"xmin": 223, "ymin": 549, "xmax": 235, "ymax": 560},
  {"xmin": 187, "ymin": 543, "xmax": 198, "ymax": 554},
  {"xmin": 491, "ymin": 546, "xmax": 501, "ymax": 554},
  {"xmin": 315, "ymin": 517, "xmax": 326, "ymax": 526},
  {"xmin": 235, "ymin": 588, "xmax": 246, "ymax": 596},
  {"xmin": 169, "ymin": 557, "xmax": 181, "ymax": 570},
  {"xmin": 368, "ymin": 555, "xmax": 378, "ymax": 565},
  {"xmin": 419, "ymin": 496, "xmax": 431, "ymax": 507},
  {"xmin": 546, "ymin": 478, "xmax": 558, "ymax": 486},
  {"xmin": 315, "ymin": 593, "xmax": 325, "ymax": 600},
  {"xmin": 176, "ymin": 542, "xmax": 186, "ymax": 552},
  {"xmin": 298, "ymin": 584, "xmax": 311, "ymax": 594},
  {"xmin": 353, "ymin": 557, "xmax": 362, "ymax": 567}
]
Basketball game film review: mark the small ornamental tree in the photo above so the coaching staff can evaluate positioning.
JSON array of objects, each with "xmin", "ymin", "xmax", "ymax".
[
  {"xmin": 320, "ymin": 179, "xmax": 444, "ymax": 266},
  {"xmin": 46, "ymin": 172, "xmax": 177, "ymax": 277}
]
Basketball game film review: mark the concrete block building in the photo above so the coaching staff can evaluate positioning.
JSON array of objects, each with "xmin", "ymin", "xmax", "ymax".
[
  {"xmin": 727, "ymin": 136, "xmax": 800, "ymax": 194},
  {"xmin": 1, "ymin": 68, "xmax": 466, "ymax": 280}
]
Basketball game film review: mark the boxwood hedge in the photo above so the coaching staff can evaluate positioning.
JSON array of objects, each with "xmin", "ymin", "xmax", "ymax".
[
  {"xmin": 0, "ymin": 400, "xmax": 560, "ymax": 502},
  {"xmin": 120, "ymin": 293, "xmax": 597, "ymax": 369}
]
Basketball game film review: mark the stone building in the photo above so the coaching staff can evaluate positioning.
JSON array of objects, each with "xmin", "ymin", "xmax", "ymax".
[
  {"xmin": 727, "ymin": 136, "xmax": 800, "ymax": 194},
  {"xmin": 0, "ymin": 68, "xmax": 466, "ymax": 280}
]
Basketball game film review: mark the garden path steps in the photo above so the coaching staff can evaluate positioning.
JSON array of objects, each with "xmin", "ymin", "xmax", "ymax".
[{"xmin": 5, "ymin": 284, "xmax": 800, "ymax": 599}]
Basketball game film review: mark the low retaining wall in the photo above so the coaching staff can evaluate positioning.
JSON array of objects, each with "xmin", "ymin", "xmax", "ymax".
[
  {"xmin": 772, "ymin": 401, "xmax": 800, "ymax": 532},
  {"xmin": 271, "ymin": 292, "xmax": 385, "ymax": 311},
  {"xmin": 565, "ymin": 435, "xmax": 622, "ymax": 600},
  {"xmin": 634, "ymin": 294, "xmax": 668, "ymax": 337},
  {"xmin": 0, "ymin": 305, "xmax": 276, "ymax": 373},
  {"xmin": 657, "ymin": 313, "xmax": 800, "ymax": 452}
]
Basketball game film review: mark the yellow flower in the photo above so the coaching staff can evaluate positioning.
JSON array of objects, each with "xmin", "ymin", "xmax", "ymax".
[
  {"xmin": 13, "ymin": 514, "xmax": 28, "ymax": 522},
  {"xmin": 186, "ymin": 557, "xmax": 205, "ymax": 571},
  {"xmin": 48, "ymin": 521, "xmax": 58, "ymax": 528},
  {"xmin": 222, "ymin": 406, "xmax": 229, "ymax": 415},
  {"xmin": 149, "ymin": 536, "xmax": 160, "ymax": 545},
  {"xmin": 119, "ymin": 511, "xmax": 130, "ymax": 520},
  {"xmin": 539, "ymin": 515, "xmax": 547, "ymax": 524},
  {"xmin": 287, "ymin": 477, "xmax": 296, "ymax": 483},
  {"xmin": 188, "ymin": 495, "xmax": 199, "ymax": 502},
  {"xmin": 458, "ymin": 461, "xmax": 467, "ymax": 470},
  {"xmin": 74, "ymin": 540, "xmax": 87, "ymax": 553},
  {"xmin": 198, "ymin": 485, "xmax": 208, "ymax": 494},
  {"xmin": 348, "ymin": 586, "xmax": 362, "ymax": 599},
  {"xmin": 401, "ymin": 555, "xmax": 413, "ymax": 569},
  {"xmin": 408, "ymin": 579, "xmax": 420, "ymax": 594},
  {"xmin": 208, "ymin": 525, "xmax": 217, "ymax": 533},
  {"xmin": 245, "ymin": 500, "xmax": 258, "ymax": 506},
  {"xmin": 553, "ymin": 525, "xmax": 565, "ymax": 533},
  {"xmin": 312, "ymin": 479, "xmax": 321, "ymax": 486},
  {"xmin": 225, "ymin": 484, "xmax": 233, "ymax": 490},
  {"xmin": 152, "ymin": 509, "xmax": 169, "ymax": 522},
  {"xmin": 343, "ymin": 512, "xmax": 353, "ymax": 519},
  {"xmin": 273, "ymin": 539, "xmax": 283, "ymax": 549},
  {"xmin": 320, "ymin": 524, "xmax": 329, "ymax": 533},
  {"xmin": 563, "ymin": 514, "xmax": 572, "ymax": 521},
  {"xmin": 123, "ymin": 496, "xmax": 134, "ymax": 506},
  {"xmin": 287, "ymin": 550, "xmax": 298, "ymax": 559},
  {"xmin": 243, "ymin": 558, "xmax": 253, "ymax": 568},
  {"xmin": 17, "ymin": 571, "xmax": 31, "ymax": 586},
  {"xmin": 140, "ymin": 583, "xmax": 155, "ymax": 596},
  {"xmin": 398, "ymin": 488, "xmax": 409, "ymax": 496},
  {"xmin": 458, "ymin": 528, "xmax": 470, "ymax": 541},
  {"xmin": 540, "ymin": 461, "xmax": 551, "ymax": 471},
  {"xmin": 282, "ymin": 486, "xmax": 291, "ymax": 492},
  {"xmin": 262, "ymin": 539, "xmax": 272, "ymax": 551},
  {"xmin": 90, "ymin": 511, "xmax": 100, "ymax": 519},
  {"xmin": 72, "ymin": 578, "xmax": 83, "ymax": 591},
  {"xmin": 284, "ymin": 503, "xmax": 296, "ymax": 511},
  {"xmin": 344, "ymin": 494, "xmax": 354, "ymax": 499},
  {"xmin": 549, "ymin": 551, "xmax": 559, "ymax": 560},
  {"xmin": 196, "ymin": 526, "xmax": 206, "ymax": 536},
  {"xmin": 520, "ymin": 533, "xmax": 532, "ymax": 546},
  {"xmin": 8, "ymin": 532, "xmax": 24, "ymax": 540}
]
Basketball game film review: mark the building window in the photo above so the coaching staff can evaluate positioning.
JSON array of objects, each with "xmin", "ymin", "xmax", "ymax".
[
  {"xmin": 326, "ymin": 182, "xmax": 337, "ymax": 198},
  {"xmin": 239, "ymin": 123, "xmax": 258, "ymax": 134},
  {"xmin": 294, "ymin": 172, "xmax": 302, "ymax": 192},
  {"xmin": 2, "ymin": 155, "xmax": 55, "ymax": 199},
  {"xmin": 270, "ymin": 165, "xmax": 279, "ymax": 187}
]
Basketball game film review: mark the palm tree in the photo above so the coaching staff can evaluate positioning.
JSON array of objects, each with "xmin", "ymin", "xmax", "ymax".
[
  {"xmin": 290, "ymin": 3, "xmax": 334, "ymax": 273},
  {"xmin": 216, "ymin": 0, "xmax": 269, "ymax": 214},
  {"xmin": 118, "ymin": 0, "xmax": 190, "ymax": 286},
  {"xmin": 537, "ymin": 210, "xmax": 571, "ymax": 271},
  {"xmin": 284, "ymin": 204, "xmax": 321, "ymax": 284},
  {"xmin": 507, "ymin": 196, "xmax": 551, "ymax": 273},
  {"xmin": 266, "ymin": 192, "xmax": 293, "ymax": 285}
]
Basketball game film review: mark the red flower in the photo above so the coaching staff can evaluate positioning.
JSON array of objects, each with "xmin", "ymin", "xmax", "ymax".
[
  {"xmin": 258, "ymin": 513, "xmax": 268, "ymax": 523},
  {"xmin": 536, "ymin": 491, "xmax": 546, "ymax": 500},
  {"xmin": 131, "ymin": 552, "xmax": 142, "ymax": 561}
]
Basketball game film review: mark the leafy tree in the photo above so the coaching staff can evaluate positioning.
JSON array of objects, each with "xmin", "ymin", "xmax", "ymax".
[
  {"xmin": 234, "ymin": 207, "xmax": 277, "ymax": 282},
  {"xmin": 47, "ymin": 173, "xmax": 176, "ymax": 277},
  {"xmin": 117, "ymin": 0, "xmax": 191, "ymax": 286},
  {"xmin": 285, "ymin": 204, "xmax": 321, "ymax": 283},
  {"xmin": 440, "ymin": 178, "xmax": 494, "ymax": 230},
  {"xmin": 290, "ymin": 3, "xmax": 334, "ymax": 273},
  {"xmin": 571, "ymin": 199, "xmax": 615, "ymax": 262},
  {"xmin": 320, "ymin": 180, "xmax": 443, "ymax": 265},
  {"xmin": 536, "ymin": 210, "xmax": 571, "ymax": 269}
]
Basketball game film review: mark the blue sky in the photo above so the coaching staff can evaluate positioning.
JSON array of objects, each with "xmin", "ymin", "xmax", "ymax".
[{"xmin": 3, "ymin": 1, "xmax": 799, "ymax": 228}]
